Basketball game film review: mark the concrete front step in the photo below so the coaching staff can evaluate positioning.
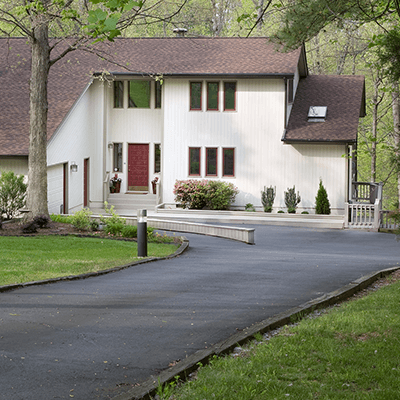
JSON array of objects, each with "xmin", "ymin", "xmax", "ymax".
[{"xmin": 91, "ymin": 193, "xmax": 157, "ymax": 215}]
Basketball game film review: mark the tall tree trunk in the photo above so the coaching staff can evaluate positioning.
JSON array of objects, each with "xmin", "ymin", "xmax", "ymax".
[
  {"xmin": 391, "ymin": 83, "xmax": 400, "ymax": 206},
  {"xmin": 26, "ymin": 19, "xmax": 50, "ymax": 219}
]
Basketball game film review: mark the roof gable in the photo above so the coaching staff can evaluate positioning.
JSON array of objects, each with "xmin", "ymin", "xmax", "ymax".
[{"xmin": 284, "ymin": 75, "xmax": 365, "ymax": 143}]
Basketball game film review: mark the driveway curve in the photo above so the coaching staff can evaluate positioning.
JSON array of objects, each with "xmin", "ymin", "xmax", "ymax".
[{"xmin": 0, "ymin": 226, "xmax": 399, "ymax": 399}]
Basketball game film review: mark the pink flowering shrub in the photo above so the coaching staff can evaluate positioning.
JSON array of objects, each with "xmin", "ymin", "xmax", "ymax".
[{"xmin": 173, "ymin": 180, "xmax": 239, "ymax": 210}]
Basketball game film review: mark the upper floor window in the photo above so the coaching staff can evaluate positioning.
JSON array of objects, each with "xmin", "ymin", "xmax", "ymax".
[
  {"xmin": 287, "ymin": 78, "xmax": 294, "ymax": 104},
  {"xmin": 128, "ymin": 81, "xmax": 151, "ymax": 108},
  {"xmin": 224, "ymin": 82, "xmax": 236, "ymax": 111},
  {"xmin": 155, "ymin": 81, "xmax": 162, "ymax": 109},
  {"xmin": 207, "ymin": 82, "xmax": 219, "ymax": 111},
  {"xmin": 114, "ymin": 81, "xmax": 124, "ymax": 108},
  {"xmin": 190, "ymin": 82, "xmax": 202, "ymax": 110}
]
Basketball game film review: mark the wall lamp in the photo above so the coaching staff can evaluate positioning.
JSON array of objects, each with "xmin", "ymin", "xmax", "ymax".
[
  {"xmin": 108, "ymin": 142, "xmax": 114, "ymax": 149},
  {"xmin": 70, "ymin": 162, "xmax": 78, "ymax": 172}
]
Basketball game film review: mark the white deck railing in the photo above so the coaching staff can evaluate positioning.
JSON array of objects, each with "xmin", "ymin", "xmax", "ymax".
[{"xmin": 345, "ymin": 182, "xmax": 383, "ymax": 230}]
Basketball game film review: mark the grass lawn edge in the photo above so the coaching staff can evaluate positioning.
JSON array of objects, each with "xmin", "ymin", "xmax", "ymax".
[
  {"xmin": 0, "ymin": 236, "xmax": 189, "ymax": 294},
  {"xmin": 111, "ymin": 265, "xmax": 400, "ymax": 400}
]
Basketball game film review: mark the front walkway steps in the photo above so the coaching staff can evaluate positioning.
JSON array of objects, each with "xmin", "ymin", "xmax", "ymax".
[{"xmin": 90, "ymin": 193, "xmax": 157, "ymax": 216}]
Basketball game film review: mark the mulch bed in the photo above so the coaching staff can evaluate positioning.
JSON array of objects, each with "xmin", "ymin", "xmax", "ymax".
[{"xmin": 0, "ymin": 220, "xmax": 80, "ymax": 236}]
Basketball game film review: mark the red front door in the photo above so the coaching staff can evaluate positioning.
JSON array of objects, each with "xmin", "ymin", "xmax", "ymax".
[
  {"xmin": 84, "ymin": 158, "xmax": 89, "ymax": 207},
  {"xmin": 128, "ymin": 144, "xmax": 149, "ymax": 191}
]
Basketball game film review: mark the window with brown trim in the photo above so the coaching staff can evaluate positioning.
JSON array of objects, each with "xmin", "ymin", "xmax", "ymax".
[
  {"xmin": 223, "ymin": 148, "xmax": 235, "ymax": 176},
  {"xmin": 224, "ymin": 82, "xmax": 236, "ymax": 111},
  {"xmin": 113, "ymin": 143, "xmax": 123, "ymax": 172},
  {"xmin": 114, "ymin": 81, "xmax": 124, "ymax": 108},
  {"xmin": 190, "ymin": 82, "xmax": 202, "ymax": 110},
  {"xmin": 206, "ymin": 148, "xmax": 218, "ymax": 176},
  {"xmin": 207, "ymin": 82, "xmax": 219, "ymax": 111},
  {"xmin": 128, "ymin": 81, "xmax": 151, "ymax": 108},
  {"xmin": 155, "ymin": 81, "xmax": 162, "ymax": 109},
  {"xmin": 189, "ymin": 147, "xmax": 201, "ymax": 176},
  {"xmin": 154, "ymin": 143, "xmax": 161, "ymax": 173}
]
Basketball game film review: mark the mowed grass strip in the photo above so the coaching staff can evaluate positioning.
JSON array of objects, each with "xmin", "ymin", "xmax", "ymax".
[
  {"xmin": 165, "ymin": 275, "xmax": 400, "ymax": 400},
  {"xmin": 0, "ymin": 236, "xmax": 178, "ymax": 286}
]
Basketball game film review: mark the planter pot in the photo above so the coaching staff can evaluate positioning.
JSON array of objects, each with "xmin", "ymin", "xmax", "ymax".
[
  {"xmin": 152, "ymin": 182, "xmax": 157, "ymax": 194},
  {"xmin": 114, "ymin": 182, "xmax": 121, "ymax": 193}
]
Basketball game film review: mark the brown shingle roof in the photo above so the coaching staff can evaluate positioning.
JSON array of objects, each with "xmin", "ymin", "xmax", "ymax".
[
  {"xmin": 284, "ymin": 75, "xmax": 365, "ymax": 143},
  {"xmin": 1, "ymin": 37, "xmax": 305, "ymax": 156}
]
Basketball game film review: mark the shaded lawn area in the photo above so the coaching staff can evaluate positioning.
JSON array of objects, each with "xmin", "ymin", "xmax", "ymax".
[{"xmin": 0, "ymin": 236, "xmax": 178, "ymax": 286}]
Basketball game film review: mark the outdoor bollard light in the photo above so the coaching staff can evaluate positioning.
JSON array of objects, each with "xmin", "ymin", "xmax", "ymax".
[{"xmin": 137, "ymin": 209, "xmax": 147, "ymax": 257}]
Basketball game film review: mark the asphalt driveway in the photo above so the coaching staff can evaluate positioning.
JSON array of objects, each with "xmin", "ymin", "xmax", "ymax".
[{"xmin": 0, "ymin": 226, "xmax": 399, "ymax": 399}]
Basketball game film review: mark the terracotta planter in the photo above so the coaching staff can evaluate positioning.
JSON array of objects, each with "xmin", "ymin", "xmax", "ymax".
[
  {"xmin": 152, "ymin": 182, "xmax": 157, "ymax": 194},
  {"xmin": 114, "ymin": 182, "xmax": 121, "ymax": 193}
]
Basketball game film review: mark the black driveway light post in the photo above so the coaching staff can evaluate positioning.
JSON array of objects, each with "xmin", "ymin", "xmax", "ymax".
[{"xmin": 137, "ymin": 209, "xmax": 147, "ymax": 257}]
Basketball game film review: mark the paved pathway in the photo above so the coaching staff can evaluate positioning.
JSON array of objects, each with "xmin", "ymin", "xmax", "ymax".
[{"xmin": 0, "ymin": 226, "xmax": 399, "ymax": 399}]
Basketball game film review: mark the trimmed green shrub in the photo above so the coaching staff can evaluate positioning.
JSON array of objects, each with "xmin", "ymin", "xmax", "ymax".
[
  {"xmin": 278, "ymin": 210, "xmax": 285, "ymax": 213},
  {"xmin": 0, "ymin": 170, "xmax": 27, "ymax": 220},
  {"xmin": 284, "ymin": 186, "xmax": 301, "ymax": 213},
  {"xmin": 173, "ymin": 180, "xmax": 238, "ymax": 210},
  {"xmin": 245, "ymin": 203, "xmax": 256, "ymax": 212},
  {"xmin": 71, "ymin": 208, "xmax": 93, "ymax": 231},
  {"xmin": 315, "ymin": 179, "xmax": 331, "ymax": 215},
  {"xmin": 261, "ymin": 186, "xmax": 276, "ymax": 212},
  {"xmin": 301, "ymin": 211, "xmax": 309, "ymax": 214},
  {"xmin": 121, "ymin": 225, "xmax": 137, "ymax": 238},
  {"xmin": 50, "ymin": 213, "xmax": 73, "ymax": 224}
]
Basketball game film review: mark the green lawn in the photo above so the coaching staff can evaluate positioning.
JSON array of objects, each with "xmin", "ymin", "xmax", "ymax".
[
  {"xmin": 160, "ymin": 273, "xmax": 400, "ymax": 400},
  {"xmin": 0, "ymin": 236, "xmax": 179, "ymax": 286}
]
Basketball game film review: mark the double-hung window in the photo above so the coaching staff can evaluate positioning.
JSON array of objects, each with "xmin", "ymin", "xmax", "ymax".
[
  {"xmin": 223, "ymin": 148, "xmax": 235, "ymax": 176},
  {"xmin": 155, "ymin": 80, "xmax": 162, "ymax": 109},
  {"xmin": 287, "ymin": 78, "xmax": 294, "ymax": 104},
  {"xmin": 128, "ymin": 81, "xmax": 151, "ymax": 108},
  {"xmin": 207, "ymin": 82, "xmax": 219, "ymax": 111},
  {"xmin": 113, "ymin": 143, "xmax": 123, "ymax": 172},
  {"xmin": 114, "ymin": 81, "xmax": 124, "ymax": 108},
  {"xmin": 206, "ymin": 148, "xmax": 218, "ymax": 176},
  {"xmin": 190, "ymin": 82, "xmax": 202, "ymax": 110},
  {"xmin": 189, "ymin": 147, "xmax": 201, "ymax": 176},
  {"xmin": 224, "ymin": 82, "xmax": 236, "ymax": 111}
]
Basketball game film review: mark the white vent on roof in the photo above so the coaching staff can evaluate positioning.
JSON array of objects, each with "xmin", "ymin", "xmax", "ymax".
[{"xmin": 308, "ymin": 106, "xmax": 327, "ymax": 122}]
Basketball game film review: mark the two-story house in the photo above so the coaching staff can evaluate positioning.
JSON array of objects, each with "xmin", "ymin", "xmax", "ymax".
[{"xmin": 0, "ymin": 37, "xmax": 365, "ymax": 215}]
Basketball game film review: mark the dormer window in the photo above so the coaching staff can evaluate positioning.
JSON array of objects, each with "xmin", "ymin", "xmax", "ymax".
[{"xmin": 308, "ymin": 106, "xmax": 327, "ymax": 122}]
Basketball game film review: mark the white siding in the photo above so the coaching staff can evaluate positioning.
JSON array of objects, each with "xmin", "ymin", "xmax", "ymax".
[
  {"xmin": 162, "ymin": 78, "xmax": 347, "ymax": 214},
  {"xmin": 47, "ymin": 164, "xmax": 63, "ymax": 214},
  {"xmin": 106, "ymin": 80, "xmax": 163, "ymax": 193},
  {"xmin": 47, "ymin": 80, "xmax": 105, "ymax": 213}
]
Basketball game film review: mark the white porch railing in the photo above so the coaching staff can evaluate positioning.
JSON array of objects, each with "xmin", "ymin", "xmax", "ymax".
[{"xmin": 344, "ymin": 182, "xmax": 383, "ymax": 230}]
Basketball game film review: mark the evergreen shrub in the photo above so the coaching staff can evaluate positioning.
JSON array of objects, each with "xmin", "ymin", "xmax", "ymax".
[
  {"xmin": 284, "ymin": 186, "xmax": 301, "ymax": 213},
  {"xmin": 261, "ymin": 186, "xmax": 275, "ymax": 212},
  {"xmin": 315, "ymin": 179, "xmax": 331, "ymax": 215}
]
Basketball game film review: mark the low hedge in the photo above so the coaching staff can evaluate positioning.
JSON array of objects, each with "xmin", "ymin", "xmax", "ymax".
[{"xmin": 173, "ymin": 179, "xmax": 239, "ymax": 210}]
